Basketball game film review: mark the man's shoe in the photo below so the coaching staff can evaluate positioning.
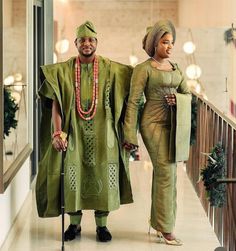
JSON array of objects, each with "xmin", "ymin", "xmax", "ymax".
[
  {"xmin": 64, "ymin": 224, "xmax": 81, "ymax": 241},
  {"xmin": 96, "ymin": 226, "xmax": 112, "ymax": 242}
]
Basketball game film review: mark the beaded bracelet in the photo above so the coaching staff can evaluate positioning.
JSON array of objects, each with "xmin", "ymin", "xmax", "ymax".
[
  {"xmin": 52, "ymin": 131, "xmax": 62, "ymax": 139},
  {"xmin": 52, "ymin": 131, "xmax": 67, "ymax": 142}
]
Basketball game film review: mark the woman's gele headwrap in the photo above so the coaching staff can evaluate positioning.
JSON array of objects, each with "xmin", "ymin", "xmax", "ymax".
[{"xmin": 142, "ymin": 20, "xmax": 176, "ymax": 57}]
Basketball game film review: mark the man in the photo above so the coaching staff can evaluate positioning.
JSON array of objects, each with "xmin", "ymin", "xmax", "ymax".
[{"xmin": 36, "ymin": 21, "xmax": 133, "ymax": 242}]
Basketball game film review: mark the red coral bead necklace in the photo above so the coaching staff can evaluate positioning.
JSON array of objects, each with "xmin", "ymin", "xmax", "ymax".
[{"xmin": 75, "ymin": 56, "xmax": 99, "ymax": 121}]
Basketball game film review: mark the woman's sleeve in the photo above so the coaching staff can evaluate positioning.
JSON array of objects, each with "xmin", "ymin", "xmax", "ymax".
[
  {"xmin": 175, "ymin": 65, "xmax": 192, "ymax": 161},
  {"xmin": 176, "ymin": 65, "xmax": 191, "ymax": 95},
  {"xmin": 123, "ymin": 64, "xmax": 148, "ymax": 146}
]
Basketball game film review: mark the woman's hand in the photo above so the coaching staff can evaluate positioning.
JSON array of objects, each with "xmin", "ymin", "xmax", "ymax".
[
  {"xmin": 123, "ymin": 141, "xmax": 138, "ymax": 152},
  {"xmin": 165, "ymin": 94, "xmax": 176, "ymax": 106},
  {"xmin": 52, "ymin": 135, "xmax": 68, "ymax": 152}
]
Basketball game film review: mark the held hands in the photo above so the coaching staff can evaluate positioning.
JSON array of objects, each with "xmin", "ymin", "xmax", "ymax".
[
  {"xmin": 52, "ymin": 131, "xmax": 68, "ymax": 152},
  {"xmin": 123, "ymin": 141, "xmax": 138, "ymax": 152},
  {"xmin": 165, "ymin": 94, "xmax": 176, "ymax": 106}
]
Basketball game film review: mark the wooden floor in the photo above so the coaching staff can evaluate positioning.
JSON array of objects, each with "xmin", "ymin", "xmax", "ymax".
[{"xmin": 0, "ymin": 142, "xmax": 220, "ymax": 251}]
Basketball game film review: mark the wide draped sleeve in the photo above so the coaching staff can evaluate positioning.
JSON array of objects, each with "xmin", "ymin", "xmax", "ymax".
[
  {"xmin": 36, "ymin": 58, "xmax": 75, "ymax": 217},
  {"xmin": 175, "ymin": 64, "xmax": 192, "ymax": 161}
]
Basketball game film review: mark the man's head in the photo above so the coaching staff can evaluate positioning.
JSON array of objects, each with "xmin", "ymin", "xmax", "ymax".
[{"xmin": 74, "ymin": 21, "xmax": 98, "ymax": 58}]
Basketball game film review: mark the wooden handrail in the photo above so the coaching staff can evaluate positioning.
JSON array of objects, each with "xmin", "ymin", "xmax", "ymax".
[
  {"xmin": 192, "ymin": 89, "xmax": 236, "ymax": 129},
  {"xmin": 216, "ymin": 178, "xmax": 236, "ymax": 183},
  {"xmin": 186, "ymin": 91, "xmax": 236, "ymax": 251}
]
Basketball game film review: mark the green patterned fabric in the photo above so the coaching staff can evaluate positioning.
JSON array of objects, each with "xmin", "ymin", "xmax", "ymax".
[
  {"xmin": 36, "ymin": 56, "xmax": 133, "ymax": 217},
  {"xmin": 124, "ymin": 59, "xmax": 191, "ymax": 232}
]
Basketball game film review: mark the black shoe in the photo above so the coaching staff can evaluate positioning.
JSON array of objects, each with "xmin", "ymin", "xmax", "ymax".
[
  {"xmin": 64, "ymin": 224, "xmax": 81, "ymax": 241},
  {"xmin": 96, "ymin": 226, "xmax": 112, "ymax": 242}
]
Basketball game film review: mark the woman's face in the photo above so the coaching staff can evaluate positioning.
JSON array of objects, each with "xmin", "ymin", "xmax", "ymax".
[{"xmin": 155, "ymin": 33, "xmax": 174, "ymax": 59}]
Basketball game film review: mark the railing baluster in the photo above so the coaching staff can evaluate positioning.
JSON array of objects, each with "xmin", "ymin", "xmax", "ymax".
[{"xmin": 187, "ymin": 92, "xmax": 236, "ymax": 251}]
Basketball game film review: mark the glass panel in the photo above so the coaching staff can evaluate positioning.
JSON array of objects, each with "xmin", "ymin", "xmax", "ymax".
[{"xmin": 3, "ymin": 0, "xmax": 27, "ymax": 173}]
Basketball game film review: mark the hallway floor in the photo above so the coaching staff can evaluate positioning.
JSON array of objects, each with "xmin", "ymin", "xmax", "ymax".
[{"xmin": 1, "ymin": 144, "xmax": 220, "ymax": 251}]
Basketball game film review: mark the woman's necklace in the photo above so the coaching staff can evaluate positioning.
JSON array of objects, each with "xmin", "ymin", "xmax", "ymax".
[
  {"xmin": 75, "ymin": 56, "xmax": 99, "ymax": 121},
  {"xmin": 151, "ymin": 57, "xmax": 168, "ymax": 66},
  {"xmin": 150, "ymin": 57, "xmax": 173, "ymax": 71}
]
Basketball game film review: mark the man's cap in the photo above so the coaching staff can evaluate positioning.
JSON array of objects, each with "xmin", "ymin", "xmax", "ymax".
[{"xmin": 76, "ymin": 21, "xmax": 97, "ymax": 39}]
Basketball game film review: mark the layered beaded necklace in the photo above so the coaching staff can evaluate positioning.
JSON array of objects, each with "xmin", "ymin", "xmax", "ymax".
[{"xmin": 75, "ymin": 56, "xmax": 99, "ymax": 121}]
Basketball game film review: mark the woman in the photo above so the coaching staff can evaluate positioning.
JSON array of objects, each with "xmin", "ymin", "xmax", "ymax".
[{"xmin": 123, "ymin": 20, "xmax": 191, "ymax": 245}]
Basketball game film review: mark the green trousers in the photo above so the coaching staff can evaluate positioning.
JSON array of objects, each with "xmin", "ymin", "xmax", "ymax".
[{"xmin": 69, "ymin": 210, "xmax": 109, "ymax": 227}]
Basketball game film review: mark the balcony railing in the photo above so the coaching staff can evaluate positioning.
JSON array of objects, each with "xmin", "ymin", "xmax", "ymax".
[{"xmin": 186, "ymin": 91, "xmax": 236, "ymax": 251}]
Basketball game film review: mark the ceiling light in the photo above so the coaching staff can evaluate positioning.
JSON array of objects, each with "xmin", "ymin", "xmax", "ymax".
[
  {"xmin": 183, "ymin": 41, "xmax": 196, "ymax": 54},
  {"xmin": 55, "ymin": 39, "xmax": 69, "ymax": 54},
  {"xmin": 186, "ymin": 64, "xmax": 202, "ymax": 79},
  {"xmin": 4, "ymin": 75, "xmax": 14, "ymax": 86}
]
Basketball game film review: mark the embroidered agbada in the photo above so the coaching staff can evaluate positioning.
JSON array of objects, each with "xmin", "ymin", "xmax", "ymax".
[
  {"xmin": 124, "ymin": 59, "xmax": 191, "ymax": 232},
  {"xmin": 36, "ymin": 56, "xmax": 133, "ymax": 217}
]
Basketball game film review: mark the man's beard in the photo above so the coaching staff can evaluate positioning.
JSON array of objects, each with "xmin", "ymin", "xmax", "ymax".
[{"xmin": 81, "ymin": 50, "xmax": 96, "ymax": 57}]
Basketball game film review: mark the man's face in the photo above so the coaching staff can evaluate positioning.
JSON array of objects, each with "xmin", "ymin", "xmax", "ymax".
[{"xmin": 75, "ymin": 37, "xmax": 97, "ymax": 57}]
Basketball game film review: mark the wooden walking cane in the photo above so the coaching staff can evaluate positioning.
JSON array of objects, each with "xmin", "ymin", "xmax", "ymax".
[{"xmin": 60, "ymin": 132, "xmax": 67, "ymax": 251}]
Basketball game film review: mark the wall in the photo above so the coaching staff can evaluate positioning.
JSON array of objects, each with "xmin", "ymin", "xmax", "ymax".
[
  {"xmin": 228, "ymin": 44, "xmax": 236, "ymax": 120},
  {"xmin": 0, "ymin": 158, "xmax": 30, "ymax": 248},
  {"xmin": 3, "ymin": 0, "xmax": 28, "ymax": 174},
  {"xmin": 173, "ymin": 28, "xmax": 229, "ymax": 113},
  {"xmin": 3, "ymin": 0, "xmax": 26, "ymax": 79},
  {"xmin": 0, "ymin": 0, "xmax": 34, "ymax": 248},
  {"xmin": 3, "ymin": 0, "xmax": 12, "ymax": 27},
  {"xmin": 178, "ymin": 0, "xmax": 236, "ymax": 28},
  {"xmin": 178, "ymin": 0, "xmax": 236, "ymax": 118},
  {"xmin": 53, "ymin": 0, "xmax": 178, "ymax": 63}
]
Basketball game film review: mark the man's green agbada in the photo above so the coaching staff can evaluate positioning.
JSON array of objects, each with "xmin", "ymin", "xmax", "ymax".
[{"xmin": 36, "ymin": 21, "xmax": 133, "ymax": 242}]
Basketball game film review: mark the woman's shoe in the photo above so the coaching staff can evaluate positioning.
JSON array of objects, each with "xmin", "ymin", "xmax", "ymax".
[{"xmin": 156, "ymin": 231, "xmax": 183, "ymax": 246}]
